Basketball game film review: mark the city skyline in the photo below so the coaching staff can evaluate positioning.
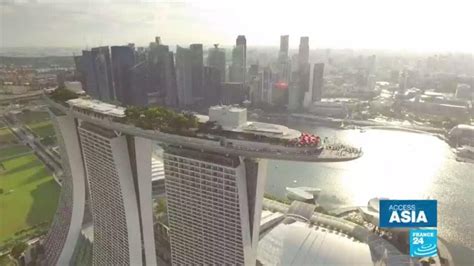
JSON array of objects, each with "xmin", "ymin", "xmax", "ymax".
[{"xmin": 2, "ymin": 0, "xmax": 474, "ymax": 53}]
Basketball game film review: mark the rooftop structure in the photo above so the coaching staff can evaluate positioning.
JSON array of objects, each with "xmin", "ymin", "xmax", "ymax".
[
  {"xmin": 259, "ymin": 220, "xmax": 374, "ymax": 265},
  {"xmin": 67, "ymin": 98, "xmax": 125, "ymax": 118},
  {"xmin": 259, "ymin": 200, "xmax": 422, "ymax": 266},
  {"xmin": 209, "ymin": 105, "xmax": 247, "ymax": 128}
]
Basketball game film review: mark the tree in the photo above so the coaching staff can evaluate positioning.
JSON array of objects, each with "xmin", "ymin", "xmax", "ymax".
[
  {"xmin": 10, "ymin": 241, "xmax": 28, "ymax": 259},
  {"xmin": 155, "ymin": 198, "xmax": 167, "ymax": 214},
  {"xmin": 49, "ymin": 88, "xmax": 78, "ymax": 102}
]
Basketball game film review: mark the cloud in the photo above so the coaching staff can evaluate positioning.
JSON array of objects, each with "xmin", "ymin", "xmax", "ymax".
[{"xmin": 1, "ymin": 0, "xmax": 473, "ymax": 53}]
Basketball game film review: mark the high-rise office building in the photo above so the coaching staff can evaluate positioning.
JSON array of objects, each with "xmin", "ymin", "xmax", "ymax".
[
  {"xmin": 78, "ymin": 50, "xmax": 99, "ymax": 99},
  {"xmin": 149, "ymin": 38, "xmax": 177, "ymax": 107},
  {"xmin": 73, "ymin": 55, "xmax": 85, "ymax": 88},
  {"xmin": 292, "ymin": 37, "xmax": 310, "ymax": 110},
  {"xmin": 111, "ymin": 45, "xmax": 135, "ymax": 104},
  {"xmin": 262, "ymin": 67, "xmax": 274, "ymax": 104},
  {"xmin": 279, "ymin": 35, "xmax": 289, "ymax": 59},
  {"xmin": 190, "ymin": 44, "xmax": 204, "ymax": 98},
  {"xmin": 176, "ymin": 46, "xmax": 194, "ymax": 107},
  {"xmin": 220, "ymin": 82, "xmax": 247, "ymax": 105},
  {"xmin": 230, "ymin": 35, "xmax": 247, "ymax": 83},
  {"xmin": 249, "ymin": 72, "xmax": 263, "ymax": 104},
  {"xmin": 203, "ymin": 66, "xmax": 221, "ymax": 106},
  {"xmin": 207, "ymin": 44, "xmax": 226, "ymax": 82},
  {"xmin": 129, "ymin": 61, "xmax": 152, "ymax": 106},
  {"xmin": 298, "ymin": 36, "xmax": 309, "ymax": 67},
  {"xmin": 236, "ymin": 35, "xmax": 247, "ymax": 62},
  {"xmin": 311, "ymin": 63, "xmax": 324, "ymax": 102},
  {"xmin": 248, "ymin": 64, "xmax": 259, "ymax": 79},
  {"xmin": 272, "ymin": 80, "xmax": 289, "ymax": 107},
  {"xmin": 91, "ymin": 47, "xmax": 115, "ymax": 102},
  {"xmin": 166, "ymin": 51, "xmax": 179, "ymax": 107}
]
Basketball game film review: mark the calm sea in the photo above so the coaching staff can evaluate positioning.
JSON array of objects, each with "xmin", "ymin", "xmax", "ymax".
[{"xmin": 264, "ymin": 120, "xmax": 474, "ymax": 264}]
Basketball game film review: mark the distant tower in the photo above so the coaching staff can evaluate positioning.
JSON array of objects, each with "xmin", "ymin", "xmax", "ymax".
[
  {"xmin": 230, "ymin": 35, "xmax": 247, "ymax": 83},
  {"xmin": 298, "ymin": 36, "xmax": 309, "ymax": 67},
  {"xmin": 90, "ymin": 47, "xmax": 115, "ymax": 102},
  {"xmin": 111, "ymin": 45, "xmax": 135, "ymax": 105},
  {"xmin": 312, "ymin": 63, "xmax": 325, "ymax": 102},
  {"xmin": 147, "ymin": 37, "xmax": 177, "ymax": 107},
  {"xmin": 189, "ymin": 44, "xmax": 204, "ymax": 98},
  {"xmin": 279, "ymin": 35, "xmax": 289, "ymax": 59},
  {"xmin": 236, "ymin": 35, "xmax": 247, "ymax": 61},
  {"xmin": 208, "ymin": 44, "xmax": 226, "ymax": 82},
  {"xmin": 175, "ymin": 46, "xmax": 194, "ymax": 107}
]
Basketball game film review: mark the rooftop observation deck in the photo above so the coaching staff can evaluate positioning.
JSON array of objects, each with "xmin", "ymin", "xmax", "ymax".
[{"xmin": 42, "ymin": 95, "xmax": 362, "ymax": 162}]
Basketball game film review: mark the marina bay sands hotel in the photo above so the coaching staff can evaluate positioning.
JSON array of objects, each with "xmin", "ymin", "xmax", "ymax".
[{"xmin": 41, "ymin": 93, "xmax": 361, "ymax": 265}]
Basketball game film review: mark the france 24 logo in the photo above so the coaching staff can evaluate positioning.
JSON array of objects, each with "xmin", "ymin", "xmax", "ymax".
[
  {"xmin": 410, "ymin": 229, "xmax": 438, "ymax": 257},
  {"xmin": 379, "ymin": 200, "xmax": 437, "ymax": 228}
]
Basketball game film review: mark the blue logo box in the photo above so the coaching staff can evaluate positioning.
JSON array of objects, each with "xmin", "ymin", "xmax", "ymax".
[
  {"xmin": 410, "ymin": 229, "xmax": 438, "ymax": 257},
  {"xmin": 379, "ymin": 200, "xmax": 437, "ymax": 228}
]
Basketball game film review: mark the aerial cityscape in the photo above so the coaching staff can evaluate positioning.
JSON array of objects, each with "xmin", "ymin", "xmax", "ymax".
[{"xmin": 0, "ymin": 1, "xmax": 473, "ymax": 266}]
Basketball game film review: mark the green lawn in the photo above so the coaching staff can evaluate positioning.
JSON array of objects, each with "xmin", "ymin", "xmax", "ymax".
[
  {"xmin": 0, "ymin": 145, "xmax": 31, "ymax": 160},
  {"xmin": 28, "ymin": 121, "xmax": 55, "ymax": 138},
  {"xmin": 16, "ymin": 111, "xmax": 50, "ymax": 125},
  {"xmin": 0, "ymin": 153, "xmax": 60, "ymax": 245}
]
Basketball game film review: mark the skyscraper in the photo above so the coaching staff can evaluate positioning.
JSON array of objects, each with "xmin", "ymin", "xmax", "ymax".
[
  {"xmin": 312, "ymin": 63, "xmax": 325, "ymax": 102},
  {"xmin": 176, "ymin": 46, "xmax": 194, "ymax": 107},
  {"xmin": 295, "ymin": 37, "xmax": 310, "ymax": 109},
  {"xmin": 91, "ymin": 47, "xmax": 115, "ymax": 102},
  {"xmin": 203, "ymin": 66, "xmax": 221, "ymax": 106},
  {"xmin": 220, "ymin": 82, "xmax": 247, "ymax": 105},
  {"xmin": 298, "ymin": 36, "xmax": 309, "ymax": 67},
  {"xmin": 78, "ymin": 50, "xmax": 99, "ymax": 99},
  {"xmin": 166, "ymin": 51, "xmax": 179, "ymax": 107},
  {"xmin": 111, "ymin": 45, "xmax": 135, "ymax": 104},
  {"xmin": 190, "ymin": 44, "xmax": 204, "ymax": 99},
  {"xmin": 279, "ymin": 35, "xmax": 289, "ymax": 59},
  {"xmin": 129, "ymin": 61, "xmax": 152, "ymax": 106},
  {"xmin": 262, "ymin": 67, "xmax": 274, "ymax": 104},
  {"xmin": 230, "ymin": 35, "xmax": 247, "ymax": 83},
  {"xmin": 207, "ymin": 44, "xmax": 226, "ymax": 82},
  {"xmin": 236, "ymin": 35, "xmax": 247, "ymax": 63},
  {"xmin": 149, "ymin": 38, "xmax": 177, "ymax": 106}
]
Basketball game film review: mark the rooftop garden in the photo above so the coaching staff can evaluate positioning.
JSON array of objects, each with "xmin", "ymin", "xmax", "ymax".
[
  {"xmin": 47, "ymin": 87, "xmax": 79, "ymax": 103},
  {"xmin": 123, "ymin": 106, "xmax": 199, "ymax": 135},
  {"xmin": 45, "ymin": 89, "xmax": 326, "ymax": 150}
]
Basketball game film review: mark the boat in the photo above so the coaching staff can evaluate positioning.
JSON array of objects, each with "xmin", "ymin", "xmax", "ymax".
[
  {"xmin": 285, "ymin": 187, "xmax": 322, "ymax": 202},
  {"xmin": 294, "ymin": 187, "xmax": 322, "ymax": 196},
  {"xmin": 285, "ymin": 187, "xmax": 313, "ymax": 201}
]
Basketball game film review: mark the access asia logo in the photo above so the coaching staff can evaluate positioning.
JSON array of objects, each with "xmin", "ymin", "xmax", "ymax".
[{"xmin": 379, "ymin": 200, "xmax": 437, "ymax": 228}]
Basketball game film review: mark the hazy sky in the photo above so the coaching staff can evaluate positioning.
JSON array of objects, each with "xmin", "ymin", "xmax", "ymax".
[{"xmin": 1, "ymin": 0, "xmax": 473, "ymax": 53}]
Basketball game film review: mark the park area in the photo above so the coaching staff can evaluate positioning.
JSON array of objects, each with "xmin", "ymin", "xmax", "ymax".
[
  {"xmin": 0, "ymin": 131, "xmax": 60, "ymax": 250},
  {"xmin": 16, "ymin": 110, "xmax": 56, "ymax": 140},
  {"xmin": 0, "ymin": 126, "xmax": 18, "ymax": 145}
]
